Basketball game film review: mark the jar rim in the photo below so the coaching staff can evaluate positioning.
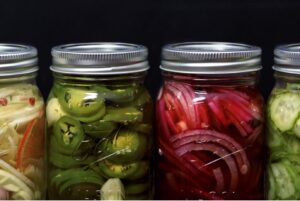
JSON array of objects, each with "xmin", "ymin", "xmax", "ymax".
[
  {"xmin": 161, "ymin": 42, "xmax": 262, "ymax": 74},
  {"xmin": 274, "ymin": 43, "xmax": 300, "ymax": 74},
  {"xmin": 51, "ymin": 42, "xmax": 149, "ymax": 75},
  {"xmin": 0, "ymin": 44, "xmax": 38, "ymax": 77}
]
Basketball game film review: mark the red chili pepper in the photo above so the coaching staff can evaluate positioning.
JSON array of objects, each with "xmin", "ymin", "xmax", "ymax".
[
  {"xmin": 16, "ymin": 119, "xmax": 36, "ymax": 169},
  {"xmin": 29, "ymin": 97, "xmax": 36, "ymax": 106},
  {"xmin": 0, "ymin": 98, "xmax": 7, "ymax": 106}
]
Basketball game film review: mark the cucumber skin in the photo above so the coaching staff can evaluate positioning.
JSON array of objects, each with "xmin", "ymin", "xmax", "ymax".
[{"xmin": 271, "ymin": 162, "xmax": 296, "ymax": 199}]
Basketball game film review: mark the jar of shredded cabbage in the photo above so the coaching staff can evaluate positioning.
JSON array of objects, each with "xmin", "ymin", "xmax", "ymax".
[
  {"xmin": 156, "ymin": 42, "xmax": 265, "ymax": 199},
  {"xmin": 0, "ymin": 44, "xmax": 45, "ymax": 200},
  {"xmin": 47, "ymin": 43, "xmax": 153, "ymax": 200}
]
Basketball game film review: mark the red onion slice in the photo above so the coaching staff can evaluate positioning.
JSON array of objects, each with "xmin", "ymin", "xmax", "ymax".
[
  {"xmin": 219, "ymin": 89, "xmax": 262, "ymax": 121},
  {"xmin": 249, "ymin": 103, "xmax": 263, "ymax": 121},
  {"xmin": 165, "ymin": 84, "xmax": 190, "ymax": 120},
  {"xmin": 171, "ymin": 129, "xmax": 243, "ymax": 148},
  {"xmin": 183, "ymin": 153, "xmax": 214, "ymax": 178},
  {"xmin": 195, "ymin": 101, "xmax": 210, "ymax": 128},
  {"xmin": 172, "ymin": 132, "xmax": 249, "ymax": 175},
  {"xmin": 163, "ymin": 92, "xmax": 184, "ymax": 120},
  {"xmin": 216, "ymin": 88, "xmax": 250, "ymax": 105},
  {"xmin": 161, "ymin": 162, "xmax": 223, "ymax": 200},
  {"xmin": 175, "ymin": 142, "xmax": 239, "ymax": 191},
  {"xmin": 247, "ymin": 125, "xmax": 263, "ymax": 143},
  {"xmin": 171, "ymin": 129, "xmax": 250, "ymax": 174},
  {"xmin": 0, "ymin": 188, "xmax": 9, "ymax": 200},
  {"xmin": 165, "ymin": 110, "xmax": 181, "ymax": 134},
  {"xmin": 167, "ymin": 82, "xmax": 197, "ymax": 128},
  {"xmin": 159, "ymin": 138, "xmax": 208, "ymax": 185},
  {"xmin": 190, "ymin": 188, "xmax": 224, "ymax": 200},
  {"xmin": 213, "ymin": 167, "xmax": 225, "ymax": 193},
  {"xmin": 158, "ymin": 98, "xmax": 172, "ymax": 139},
  {"xmin": 225, "ymin": 110, "xmax": 248, "ymax": 136},
  {"xmin": 208, "ymin": 99, "xmax": 228, "ymax": 127},
  {"xmin": 159, "ymin": 162, "xmax": 200, "ymax": 187},
  {"xmin": 182, "ymin": 83, "xmax": 201, "ymax": 127},
  {"xmin": 221, "ymin": 99, "xmax": 253, "ymax": 123}
]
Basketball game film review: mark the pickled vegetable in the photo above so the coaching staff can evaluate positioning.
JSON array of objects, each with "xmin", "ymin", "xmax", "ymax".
[
  {"xmin": 100, "ymin": 178, "xmax": 125, "ymax": 200},
  {"xmin": 267, "ymin": 85, "xmax": 300, "ymax": 199},
  {"xmin": 156, "ymin": 81, "xmax": 264, "ymax": 199},
  {"xmin": 47, "ymin": 82, "xmax": 153, "ymax": 200},
  {"xmin": 0, "ymin": 84, "xmax": 45, "ymax": 200}
]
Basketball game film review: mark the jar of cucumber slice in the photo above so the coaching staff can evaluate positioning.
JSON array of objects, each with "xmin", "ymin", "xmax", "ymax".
[
  {"xmin": 267, "ymin": 43, "xmax": 300, "ymax": 200},
  {"xmin": 47, "ymin": 43, "xmax": 153, "ymax": 200},
  {"xmin": 0, "ymin": 44, "xmax": 45, "ymax": 200}
]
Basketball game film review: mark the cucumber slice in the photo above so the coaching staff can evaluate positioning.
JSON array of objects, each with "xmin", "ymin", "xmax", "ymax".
[
  {"xmin": 286, "ymin": 83, "xmax": 300, "ymax": 90},
  {"xmin": 293, "ymin": 117, "xmax": 300, "ymax": 138},
  {"xmin": 269, "ymin": 92, "xmax": 300, "ymax": 132},
  {"xmin": 282, "ymin": 160, "xmax": 300, "ymax": 199},
  {"xmin": 271, "ymin": 162, "xmax": 297, "ymax": 199},
  {"xmin": 287, "ymin": 155, "xmax": 300, "ymax": 171},
  {"xmin": 267, "ymin": 121, "xmax": 285, "ymax": 151},
  {"xmin": 267, "ymin": 166, "xmax": 276, "ymax": 200},
  {"xmin": 269, "ymin": 151, "xmax": 287, "ymax": 162},
  {"xmin": 285, "ymin": 136, "xmax": 300, "ymax": 155}
]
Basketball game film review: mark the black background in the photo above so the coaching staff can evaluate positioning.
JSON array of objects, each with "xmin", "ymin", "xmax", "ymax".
[{"xmin": 0, "ymin": 0, "xmax": 300, "ymax": 100}]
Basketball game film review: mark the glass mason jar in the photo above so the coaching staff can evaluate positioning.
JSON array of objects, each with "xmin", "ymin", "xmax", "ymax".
[
  {"xmin": 47, "ymin": 43, "xmax": 153, "ymax": 200},
  {"xmin": 0, "ymin": 44, "xmax": 46, "ymax": 200},
  {"xmin": 156, "ymin": 42, "xmax": 265, "ymax": 200},
  {"xmin": 267, "ymin": 44, "xmax": 300, "ymax": 199}
]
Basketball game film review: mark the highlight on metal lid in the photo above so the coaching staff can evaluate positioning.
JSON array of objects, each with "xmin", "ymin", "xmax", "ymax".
[
  {"xmin": 51, "ymin": 42, "xmax": 149, "ymax": 75},
  {"xmin": 274, "ymin": 43, "xmax": 300, "ymax": 74},
  {"xmin": 161, "ymin": 42, "xmax": 262, "ymax": 74},
  {"xmin": 0, "ymin": 44, "xmax": 38, "ymax": 77}
]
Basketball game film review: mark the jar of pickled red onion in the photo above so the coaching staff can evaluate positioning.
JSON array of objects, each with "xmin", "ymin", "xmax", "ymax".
[{"xmin": 156, "ymin": 42, "xmax": 264, "ymax": 200}]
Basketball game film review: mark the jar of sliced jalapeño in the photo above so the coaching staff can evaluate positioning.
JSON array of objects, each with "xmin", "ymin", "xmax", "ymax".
[{"xmin": 47, "ymin": 43, "xmax": 153, "ymax": 200}]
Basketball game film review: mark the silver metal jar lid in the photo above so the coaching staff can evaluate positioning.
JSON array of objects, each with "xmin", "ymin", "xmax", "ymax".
[
  {"xmin": 51, "ymin": 42, "xmax": 149, "ymax": 75},
  {"xmin": 274, "ymin": 43, "xmax": 300, "ymax": 74},
  {"xmin": 161, "ymin": 42, "xmax": 262, "ymax": 74},
  {"xmin": 0, "ymin": 44, "xmax": 38, "ymax": 77}
]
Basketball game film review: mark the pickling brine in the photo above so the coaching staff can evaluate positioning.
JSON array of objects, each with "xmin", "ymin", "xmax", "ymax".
[
  {"xmin": 156, "ymin": 42, "xmax": 265, "ymax": 199},
  {"xmin": 0, "ymin": 44, "xmax": 45, "ymax": 200},
  {"xmin": 47, "ymin": 43, "xmax": 153, "ymax": 200}
]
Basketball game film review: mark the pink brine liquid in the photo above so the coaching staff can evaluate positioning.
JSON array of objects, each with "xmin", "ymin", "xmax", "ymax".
[{"xmin": 156, "ymin": 80, "xmax": 264, "ymax": 200}]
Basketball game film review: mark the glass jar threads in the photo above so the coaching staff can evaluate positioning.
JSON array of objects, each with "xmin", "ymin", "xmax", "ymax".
[
  {"xmin": 0, "ymin": 44, "xmax": 46, "ymax": 200},
  {"xmin": 156, "ymin": 42, "xmax": 265, "ymax": 199},
  {"xmin": 267, "ymin": 44, "xmax": 300, "ymax": 199},
  {"xmin": 47, "ymin": 43, "xmax": 153, "ymax": 200}
]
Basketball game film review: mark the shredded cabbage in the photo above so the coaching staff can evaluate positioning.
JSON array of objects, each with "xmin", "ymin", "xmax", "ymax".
[
  {"xmin": 0, "ymin": 159, "xmax": 35, "ymax": 190},
  {"xmin": 0, "ymin": 169, "xmax": 34, "ymax": 200}
]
